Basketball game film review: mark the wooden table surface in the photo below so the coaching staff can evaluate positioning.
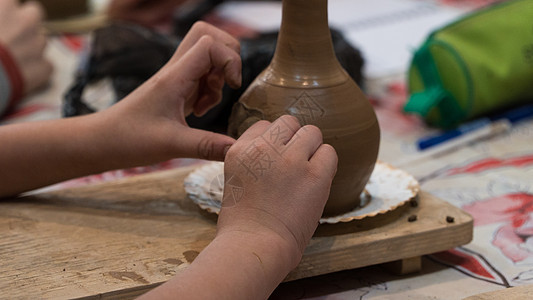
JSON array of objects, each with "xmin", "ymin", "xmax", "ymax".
[{"xmin": 0, "ymin": 165, "xmax": 472, "ymax": 299}]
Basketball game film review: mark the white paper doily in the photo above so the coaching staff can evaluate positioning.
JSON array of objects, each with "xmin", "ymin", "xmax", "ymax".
[{"xmin": 184, "ymin": 161, "xmax": 420, "ymax": 224}]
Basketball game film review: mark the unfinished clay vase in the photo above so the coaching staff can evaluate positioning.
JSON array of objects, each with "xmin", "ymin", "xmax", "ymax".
[{"xmin": 228, "ymin": 0, "xmax": 380, "ymax": 216}]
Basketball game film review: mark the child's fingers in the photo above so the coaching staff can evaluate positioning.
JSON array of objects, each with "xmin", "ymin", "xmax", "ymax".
[
  {"xmin": 174, "ymin": 34, "xmax": 242, "ymax": 90},
  {"xmin": 23, "ymin": 59, "xmax": 53, "ymax": 94},
  {"xmin": 173, "ymin": 21, "xmax": 240, "ymax": 60},
  {"xmin": 287, "ymin": 125, "xmax": 323, "ymax": 161},
  {"xmin": 309, "ymin": 144, "xmax": 338, "ymax": 179},
  {"xmin": 0, "ymin": 0, "xmax": 17, "ymax": 11},
  {"xmin": 235, "ymin": 120, "xmax": 271, "ymax": 142},
  {"xmin": 193, "ymin": 69, "xmax": 225, "ymax": 116},
  {"xmin": 262, "ymin": 115, "xmax": 301, "ymax": 148},
  {"xmin": 177, "ymin": 126, "xmax": 236, "ymax": 161},
  {"xmin": 235, "ymin": 115, "xmax": 302, "ymax": 152},
  {"xmin": 19, "ymin": 0, "xmax": 45, "ymax": 26}
]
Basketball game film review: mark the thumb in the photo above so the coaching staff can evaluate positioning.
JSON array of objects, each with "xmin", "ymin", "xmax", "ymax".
[{"xmin": 177, "ymin": 127, "xmax": 236, "ymax": 161}]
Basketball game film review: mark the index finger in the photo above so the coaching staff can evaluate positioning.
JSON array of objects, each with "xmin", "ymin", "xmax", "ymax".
[
  {"xmin": 173, "ymin": 21, "xmax": 240, "ymax": 60},
  {"xmin": 172, "ymin": 34, "xmax": 242, "ymax": 89},
  {"xmin": 235, "ymin": 120, "xmax": 271, "ymax": 143}
]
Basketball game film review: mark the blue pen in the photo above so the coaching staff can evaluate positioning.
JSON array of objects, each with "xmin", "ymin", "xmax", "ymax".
[
  {"xmin": 417, "ymin": 118, "xmax": 491, "ymax": 150},
  {"xmin": 490, "ymin": 103, "xmax": 533, "ymax": 123},
  {"xmin": 417, "ymin": 104, "xmax": 533, "ymax": 151}
]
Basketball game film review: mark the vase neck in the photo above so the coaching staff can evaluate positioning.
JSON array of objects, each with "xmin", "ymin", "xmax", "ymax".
[{"xmin": 262, "ymin": 0, "xmax": 346, "ymax": 87}]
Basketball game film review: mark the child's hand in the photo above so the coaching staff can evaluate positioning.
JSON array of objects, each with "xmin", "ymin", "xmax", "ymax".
[
  {"xmin": 217, "ymin": 115, "xmax": 338, "ymax": 267},
  {"xmin": 102, "ymin": 21, "xmax": 240, "ymax": 163},
  {"xmin": 138, "ymin": 118, "xmax": 336, "ymax": 298},
  {"xmin": 0, "ymin": 0, "xmax": 52, "ymax": 95}
]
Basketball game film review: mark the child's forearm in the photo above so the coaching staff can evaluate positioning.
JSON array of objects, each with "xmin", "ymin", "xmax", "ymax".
[
  {"xmin": 0, "ymin": 114, "xmax": 103, "ymax": 196},
  {"xmin": 0, "ymin": 21, "xmax": 242, "ymax": 198},
  {"xmin": 0, "ymin": 111, "xmax": 165, "ymax": 197},
  {"xmin": 139, "ymin": 230, "xmax": 300, "ymax": 300}
]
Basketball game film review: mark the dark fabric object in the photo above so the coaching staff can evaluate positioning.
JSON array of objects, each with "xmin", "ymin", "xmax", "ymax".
[
  {"xmin": 63, "ymin": 23, "xmax": 179, "ymax": 117},
  {"xmin": 173, "ymin": 0, "xmax": 224, "ymax": 37},
  {"xmin": 63, "ymin": 23, "xmax": 364, "ymax": 134}
]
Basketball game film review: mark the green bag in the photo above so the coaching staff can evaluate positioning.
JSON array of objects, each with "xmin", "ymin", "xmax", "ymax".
[{"xmin": 404, "ymin": 0, "xmax": 533, "ymax": 128}]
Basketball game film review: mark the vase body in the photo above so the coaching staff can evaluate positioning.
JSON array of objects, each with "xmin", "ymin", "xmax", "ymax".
[{"xmin": 228, "ymin": 0, "xmax": 380, "ymax": 216}]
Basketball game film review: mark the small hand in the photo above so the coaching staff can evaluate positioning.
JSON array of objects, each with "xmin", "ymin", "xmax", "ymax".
[
  {"xmin": 103, "ymin": 21, "xmax": 241, "ymax": 163},
  {"xmin": 217, "ymin": 115, "xmax": 338, "ymax": 266},
  {"xmin": 0, "ymin": 0, "xmax": 53, "ymax": 95}
]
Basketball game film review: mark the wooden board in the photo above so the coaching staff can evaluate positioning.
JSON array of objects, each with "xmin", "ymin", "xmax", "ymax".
[
  {"xmin": 464, "ymin": 284, "xmax": 533, "ymax": 300},
  {"xmin": 0, "ymin": 166, "xmax": 473, "ymax": 299}
]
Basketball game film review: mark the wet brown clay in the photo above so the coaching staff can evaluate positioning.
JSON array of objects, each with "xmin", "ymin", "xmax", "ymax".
[{"xmin": 228, "ymin": 0, "xmax": 380, "ymax": 216}]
